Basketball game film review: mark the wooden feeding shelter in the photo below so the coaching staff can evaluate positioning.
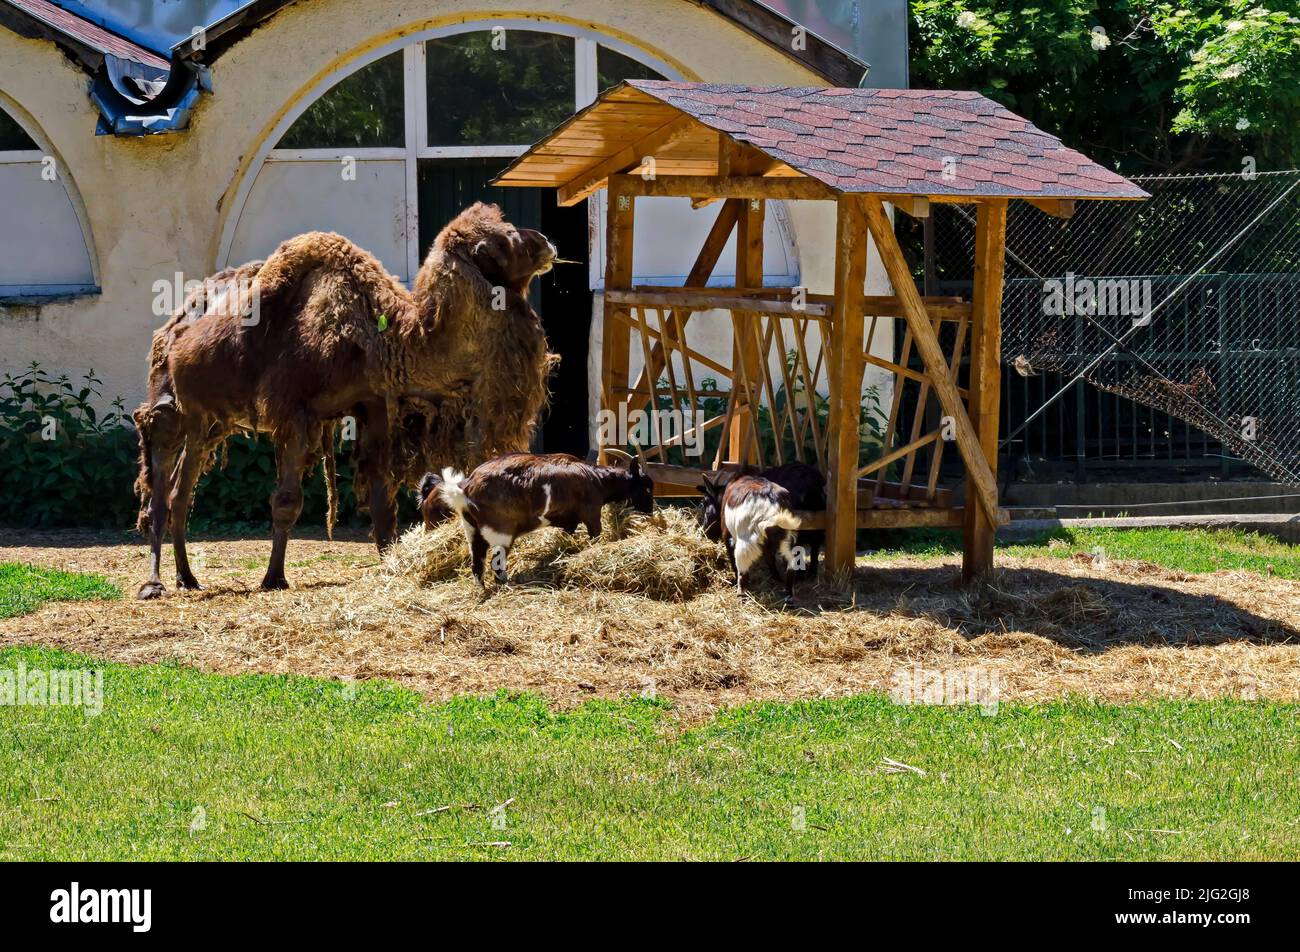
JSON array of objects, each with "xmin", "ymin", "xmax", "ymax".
[{"xmin": 495, "ymin": 81, "xmax": 1147, "ymax": 581}]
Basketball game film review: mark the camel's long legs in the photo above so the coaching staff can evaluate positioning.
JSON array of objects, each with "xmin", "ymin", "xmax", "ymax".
[
  {"xmin": 261, "ymin": 423, "xmax": 314, "ymax": 591},
  {"xmin": 169, "ymin": 434, "xmax": 211, "ymax": 591},
  {"xmin": 136, "ymin": 404, "xmax": 184, "ymax": 601},
  {"xmin": 358, "ymin": 400, "xmax": 397, "ymax": 552}
]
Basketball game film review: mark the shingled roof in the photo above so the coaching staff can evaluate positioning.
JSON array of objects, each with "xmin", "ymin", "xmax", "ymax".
[
  {"xmin": 497, "ymin": 80, "xmax": 1148, "ymax": 201},
  {"xmin": 0, "ymin": 0, "xmax": 167, "ymax": 70}
]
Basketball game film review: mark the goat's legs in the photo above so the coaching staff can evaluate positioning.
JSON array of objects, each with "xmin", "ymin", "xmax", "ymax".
[
  {"xmin": 725, "ymin": 537, "xmax": 742, "ymax": 592},
  {"xmin": 766, "ymin": 539, "xmax": 796, "ymax": 606},
  {"xmin": 468, "ymin": 529, "xmax": 490, "ymax": 587},
  {"xmin": 169, "ymin": 436, "xmax": 210, "ymax": 590},
  {"xmin": 261, "ymin": 425, "xmax": 312, "ymax": 591}
]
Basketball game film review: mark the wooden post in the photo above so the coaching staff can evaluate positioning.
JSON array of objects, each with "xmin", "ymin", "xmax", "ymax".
[
  {"xmin": 962, "ymin": 199, "xmax": 1008, "ymax": 581},
  {"xmin": 599, "ymin": 177, "xmax": 635, "ymax": 464},
  {"xmin": 729, "ymin": 195, "xmax": 765, "ymax": 464},
  {"xmin": 825, "ymin": 195, "xmax": 868, "ymax": 580}
]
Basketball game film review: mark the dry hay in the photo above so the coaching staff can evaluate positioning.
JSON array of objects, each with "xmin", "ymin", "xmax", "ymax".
[
  {"xmin": 2, "ymin": 525, "xmax": 1300, "ymax": 721},
  {"xmin": 383, "ymin": 505, "xmax": 728, "ymax": 600}
]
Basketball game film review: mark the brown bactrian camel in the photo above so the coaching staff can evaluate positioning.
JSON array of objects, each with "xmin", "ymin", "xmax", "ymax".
[{"xmin": 133, "ymin": 203, "xmax": 556, "ymax": 599}]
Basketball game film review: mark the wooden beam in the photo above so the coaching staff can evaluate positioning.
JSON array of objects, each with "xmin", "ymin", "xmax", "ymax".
[
  {"xmin": 862, "ymin": 196, "xmax": 1001, "ymax": 529},
  {"xmin": 963, "ymin": 199, "xmax": 1009, "ymax": 581},
  {"xmin": 613, "ymin": 173, "xmax": 836, "ymax": 202},
  {"xmin": 643, "ymin": 462, "xmax": 953, "ymax": 507},
  {"xmin": 891, "ymin": 196, "xmax": 931, "ymax": 219},
  {"xmin": 1026, "ymin": 197, "xmax": 1076, "ymax": 219},
  {"xmin": 729, "ymin": 195, "xmax": 765, "ymax": 464},
  {"xmin": 557, "ymin": 114, "xmax": 700, "ymax": 206},
  {"xmin": 605, "ymin": 288, "xmax": 832, "ymax": 318},
  {"xmin": 825, "ymin": 195, "xmax": 869, "ymax": 581},
  {"xmin": 793, "ymin": 506, "xmax": 1010, "ymax": 531},
  {"xmin": 599, "ymin": 178, "xmax": 635, "ymax": 464}
]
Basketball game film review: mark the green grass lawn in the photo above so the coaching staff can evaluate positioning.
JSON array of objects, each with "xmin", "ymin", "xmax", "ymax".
[
  {"xmin": 866, "ymin": 526, "xmax": 1300, "ymax": 578},
  {"xmin": 0, "ymin": 562, "xmax": 120, "ymax": 619},
  {"xmin": 1, "ymin": 645, "xmax": 1296, "ymax": 860},
  {"xmin": 0, "ymin": 539, "xmax": 1297, "ymax": 860}
]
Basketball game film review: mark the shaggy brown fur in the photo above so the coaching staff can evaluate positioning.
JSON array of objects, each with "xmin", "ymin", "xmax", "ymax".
[{"xmin": 133, "ymin": 202, "xmax": 556, "ymax": 599}]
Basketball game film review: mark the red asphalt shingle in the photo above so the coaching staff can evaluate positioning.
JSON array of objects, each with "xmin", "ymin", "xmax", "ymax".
[
  {"xmin": 625, "ymin": 80, "xmax": 1147, "ymax": 200},
  {"xmin": 5, "ymin": 0, "xmax": 167, "ymax": 68}
]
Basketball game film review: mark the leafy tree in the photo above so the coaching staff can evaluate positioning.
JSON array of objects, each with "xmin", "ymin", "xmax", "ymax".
[{"xmin": 910, "ymin": 1, "xmax": 1300, "ymax": 172}]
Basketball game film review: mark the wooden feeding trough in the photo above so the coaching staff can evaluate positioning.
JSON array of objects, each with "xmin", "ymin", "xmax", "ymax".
[{"xmin": 495, "ymin": 81, "xmax": 1146, "ymax": 581}]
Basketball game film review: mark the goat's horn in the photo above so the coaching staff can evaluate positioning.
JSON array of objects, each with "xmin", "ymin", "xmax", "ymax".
[{"xmin": 603, "ymin": 448, "xmax": 634, "ymax": 464}]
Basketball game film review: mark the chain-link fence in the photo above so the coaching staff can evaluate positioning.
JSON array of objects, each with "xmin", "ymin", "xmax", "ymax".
[{"xmin": 904, "ymin": 170, "xmax": 1300, "ymax": 482}]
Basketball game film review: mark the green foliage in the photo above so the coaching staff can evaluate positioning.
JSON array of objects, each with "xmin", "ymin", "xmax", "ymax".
[
  {"xmin": 0, "ymin": 563, "xmax": 120, "ymax": 618},
  {"xmin": 425, "ymin": 31, "xmax": 575, "ymax": 146},
  {"xmin": 277, "ymin": 50, "xmax": 405, "ymax": 149},
  {"xmin": 0, "ymin": 106, "xmax": 36, "ymax": 151},
  {"xmin": 0, "ymin": 364, "xmax": 137, "ymax": 529},
  {"xmin": 910, "ymin": 0, "xmax": 1300, "ymax": 171},
  {"xmin": 0, "ymin": 363, "xmax": 411, "ymax": 531},
  {"xmin": 1156, "ymin": 1, "xmax": 1300, "ymax": 151}
]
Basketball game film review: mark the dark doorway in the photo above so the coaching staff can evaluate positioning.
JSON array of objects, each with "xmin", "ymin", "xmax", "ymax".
[
  {"xmin": 537, "ymin": 196, "xmax": 592, "ymax": 457},
  {"xmin": 418, "ymin": 158, "xmax": 593, "ymax": 457}
]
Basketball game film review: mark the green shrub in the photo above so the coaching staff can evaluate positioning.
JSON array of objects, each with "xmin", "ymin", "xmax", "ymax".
[
  {"xmin": 0, "ymin": 364, "xmax": 137, "ymax": 529},
  {"xmin": 0, "ymin": 363, "xmax": 417, "ymax": 531}
]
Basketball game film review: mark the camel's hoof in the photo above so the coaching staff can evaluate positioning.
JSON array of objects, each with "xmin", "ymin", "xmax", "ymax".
[
  {"xmin": 137, "ymin": 581, "xmax": 166, "ymax": 600},
  {"xmin": 176, "ymin": 577, "xmax": 203, "ymax": 592},
  {"xmin": 260, "ymin": 576, "xmax": 290, "ymax": 591}
]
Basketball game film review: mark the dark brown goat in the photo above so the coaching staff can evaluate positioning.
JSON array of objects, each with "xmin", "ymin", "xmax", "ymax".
[
  {"xmin": 133, "ymin": 203, "xmax": 555, "ymax": 599},
  {"xmin": 436, "ymin": 450, "xmax": 654, "ymax": 586},
  {"xmin": 718, "ymin": 475, "xmax": 803, "ymax": 604}
]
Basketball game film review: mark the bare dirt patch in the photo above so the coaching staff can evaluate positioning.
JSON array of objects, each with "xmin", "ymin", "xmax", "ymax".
[{"xmin": 2, "ymin": 521, "xmax": 1297, "ymax": 721}]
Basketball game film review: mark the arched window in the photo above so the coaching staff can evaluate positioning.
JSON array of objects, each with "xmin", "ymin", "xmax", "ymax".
[
  {"xmin": 278, "ymin": 51, "xmax": 405, "ymax": 149},
  {"xmin": 222, "ymin": 25, "xmax": 800, "ymax": 289},
  {"xmin": 0, "ymin": 102, "xmax": 96, "ymax": 299}
]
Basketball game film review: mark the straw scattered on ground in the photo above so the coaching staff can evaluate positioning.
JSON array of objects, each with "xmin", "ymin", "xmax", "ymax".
[{"xmin": 2, "ymin": 519, "xmax": 1298, "ymax": 721}]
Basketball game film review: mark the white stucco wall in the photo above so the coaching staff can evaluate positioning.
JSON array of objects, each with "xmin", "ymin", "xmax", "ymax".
[{"xmin": 0, "ymin": 0, "xmax": 894, "ymax": 427}]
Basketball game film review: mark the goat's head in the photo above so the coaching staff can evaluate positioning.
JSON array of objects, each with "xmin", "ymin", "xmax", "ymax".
[
  {"xmin": 696, "ymin": 471, "xmax": 725, "ymax": 541},
  {"xmin": 605, "ymin": 449, "xmax": 655, "ymax": 514}
]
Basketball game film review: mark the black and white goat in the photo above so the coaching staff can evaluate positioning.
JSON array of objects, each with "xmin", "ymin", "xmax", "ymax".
[
  {"xmin": 698, "ymin": 461, "xmax": 826, "ymax": 582},
  {"xmin": 417, "ymin": 472, "xmax": 453, "ymax": 528},
  {"xmin": 435, "ymin": 450, "xmax": 654, "ymax": 586},
  {"xmin": 715, "ymin": 474, "xmax": 804, "ymax": 604}
]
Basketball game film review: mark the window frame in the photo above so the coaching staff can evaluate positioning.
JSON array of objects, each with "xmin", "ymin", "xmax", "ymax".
[{"xmin": 0, "ymin": 101, "xmax": 98, "ymax": 300}]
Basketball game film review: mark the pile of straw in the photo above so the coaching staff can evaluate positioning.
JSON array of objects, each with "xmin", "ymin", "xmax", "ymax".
[{"xmin": 381, "ymin": 504, "xmax": 730, "ymax": 600}]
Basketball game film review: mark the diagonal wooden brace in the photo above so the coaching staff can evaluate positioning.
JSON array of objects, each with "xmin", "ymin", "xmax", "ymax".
[
  {"xmin": 626, "ymin": 199, "xmax": 742, "ymax": 409},
  {"xmin": 862, "ymin": 196, "xmax": 1000, "ymax": 528}
]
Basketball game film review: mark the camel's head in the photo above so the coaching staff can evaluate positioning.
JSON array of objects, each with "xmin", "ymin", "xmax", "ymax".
[{"xmin": 435, "ymin": 202, "xmax": 556, "ymax": 296}]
